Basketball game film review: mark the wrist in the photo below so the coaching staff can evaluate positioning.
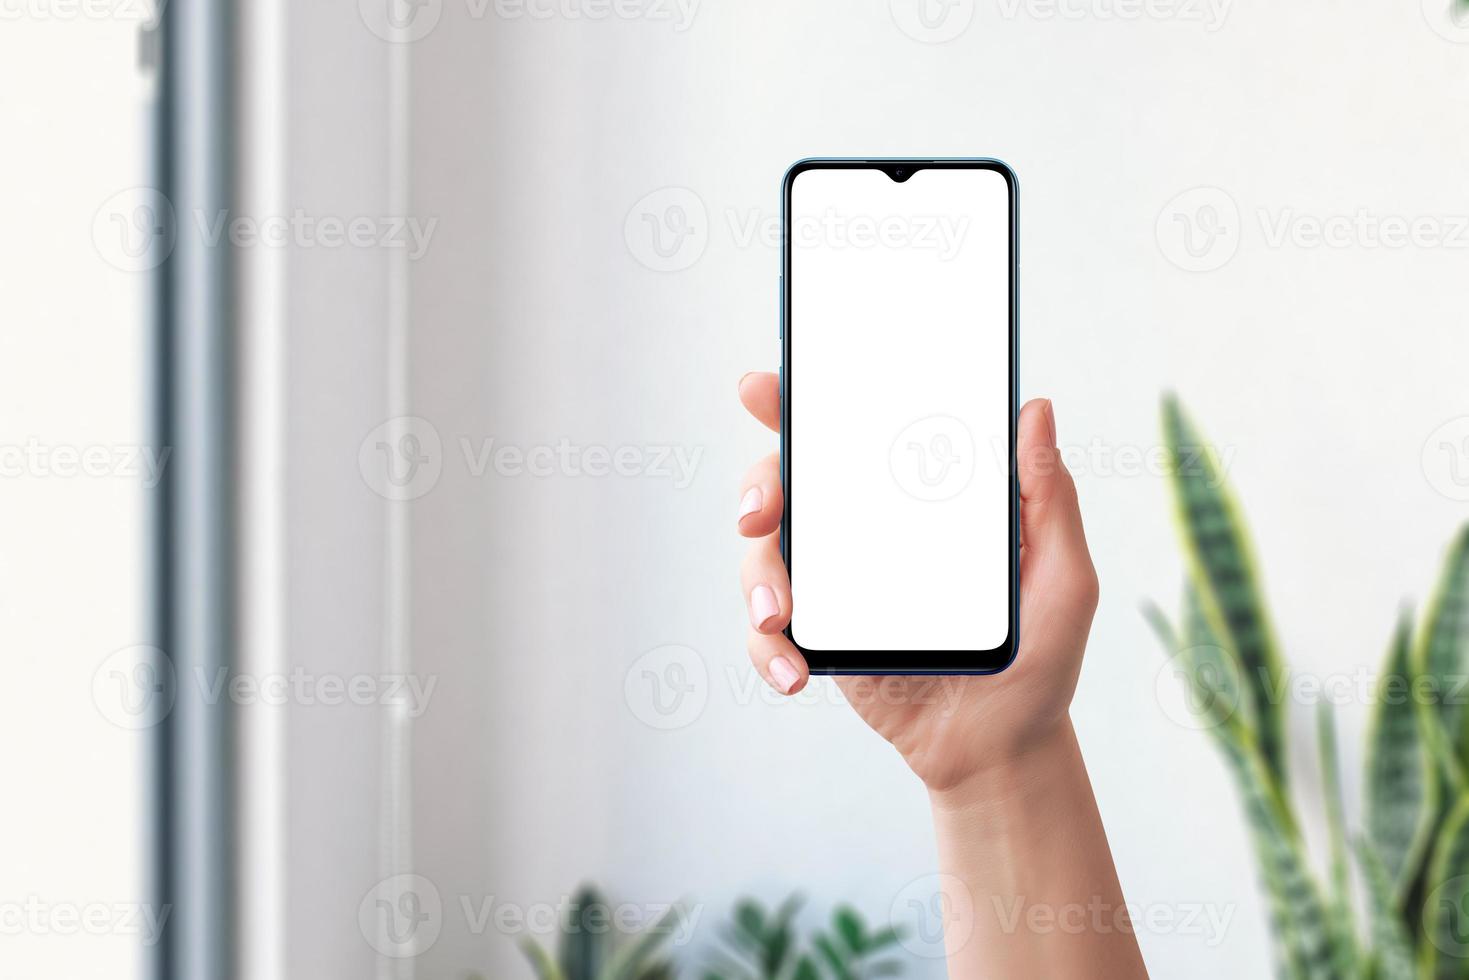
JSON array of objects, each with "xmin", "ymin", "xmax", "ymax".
[
  {"xmin": 927, "ymin": 717, "xmax": 1082, "ymax": 817},
  {"xmin": 921, "ymin": 716, "xmax": 1149, "ymax": 979}
]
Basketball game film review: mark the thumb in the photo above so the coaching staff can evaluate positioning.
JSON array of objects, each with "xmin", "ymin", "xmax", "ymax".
[{"xmin": 1017, "ymin": 399, "xmax": 1091, "ymax": 569}]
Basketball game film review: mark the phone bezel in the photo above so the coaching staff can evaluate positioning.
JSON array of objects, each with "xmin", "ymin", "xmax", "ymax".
[{"xmin": 779, "ymin": 158, "xmax": 1019, "ymax": 675}]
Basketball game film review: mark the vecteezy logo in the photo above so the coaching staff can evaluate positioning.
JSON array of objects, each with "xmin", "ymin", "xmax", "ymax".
[
  {"xmin": 1423, "ymin": 0, "xmax": 1469, "ymax": 42},
  {"xmin": 358, "ymin": 873, "xmax": 443, "ymax": 958},
  {"xmin": 358, "ymin": 416, "xmax": 443, "ymax": 501},
  {"xmin": 623, "ymin": 188, "xmax": 708, "ymax": 272},
  {"xmin": 624, "ymin": 645, "xmax": 709, "ymax": 731},
  {"xmin": 890, "ymin": 0, "xmax": 975, "ymax": 43},
  {"xmin": 358, "ymin": 0, "xmax": 442, "ymax": 42},
  {"xmin": 1155, "ymin": 187, "xmax": 1241, "ymax": 272},
  {"xmin": 890, "ymin": 873, "xmax": 974, "ymax": 959},
  {"xmin": 1424, "ymin": 416, "xmax": 1469, "ymax": 501},
  {"xmin": 1426, "ymin": 875, "xmax": 1469, "ymax": 957},
  {"xmin": 92, "ymin": 187, "xmax": 176, "ymax": 273},
  {"xmin": 889, "ymin": 416, "xmax": 976, "ymax": 502},
  {"xmin": 92, "ymin": 646, "xmax": 176, "ymax": 730},
  {"xmin": 1154, "ymin": 644, "xmax": 1243, "ymax": 732}
]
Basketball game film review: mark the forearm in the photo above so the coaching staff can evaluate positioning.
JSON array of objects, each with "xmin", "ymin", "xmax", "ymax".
[{"xmin": 927, "ymin": 721, "xmax": 1149, "ymax": 980}]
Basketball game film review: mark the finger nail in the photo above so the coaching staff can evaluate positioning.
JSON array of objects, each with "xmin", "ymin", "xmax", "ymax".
[
  {"xmin": 750, "ymin": 585, "xmax": 780, "ymax": 629},
  {"xmin": 738, "ymin": 486, "xmax": 763, "ymax": 522},
  {"xmin": 768, "ymin": 656, "xmax": 800, "ymax": 694},
  {"xmin": 1043, "ymin": 399, "xmax": 1057, "ymax": 448}
]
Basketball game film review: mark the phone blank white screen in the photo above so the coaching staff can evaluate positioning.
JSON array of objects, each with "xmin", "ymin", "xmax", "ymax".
[{"xmin": 789, "ymin": 167, "xmax": 1010, "ymax": 652}]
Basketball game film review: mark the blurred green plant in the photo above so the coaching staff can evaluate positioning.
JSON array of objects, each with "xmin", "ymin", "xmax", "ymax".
[
  {"xmin": 517, "ymin": 885, "xmax": 683, "ymax": 980},
  {"xmin": 505, "ymin": 887, "xmax": 907, "ymax": 980},
  {"xmin": 702, "ymin": 896, "xmax": 906, "ymax": 980},
  {"xmin": 1146, "ymin": 394, "xmax": 1469, "ymax": 979}
]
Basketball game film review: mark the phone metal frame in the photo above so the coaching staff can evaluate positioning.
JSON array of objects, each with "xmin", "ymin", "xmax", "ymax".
[{"xmin": 779, "ymin": 158, "xmax": 1019, "ymax": 674}]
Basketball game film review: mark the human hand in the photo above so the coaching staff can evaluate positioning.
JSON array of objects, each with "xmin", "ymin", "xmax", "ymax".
[{"xmin": 737, "ymin": 372, "xmax": 1099, "ymax": 794}]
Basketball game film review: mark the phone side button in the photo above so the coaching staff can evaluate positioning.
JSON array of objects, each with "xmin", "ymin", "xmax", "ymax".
[{"xmin": 777, "ymin": 276, "xmax": 783, "ymax": 339}]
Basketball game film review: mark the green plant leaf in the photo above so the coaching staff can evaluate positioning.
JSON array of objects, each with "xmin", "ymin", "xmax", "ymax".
[
  {"xmin": 1354, "ymin": 840, "xmax": 1415, "ymax": 980},
  {"xmin": 813, "ymin": 933, "xmax": 855, "ymax": 980},
  {"xmin": 1317, "ymin": 704, "xmax": 1358, "ymax": 973},
  {"xmin": 521, "ymin": 937, "xmax": 568, "ymax": 980},
  {"xmin": 791, "ymin": 955, "xmax": 821, "ymax": 980},
  {"xmin": 832, "ymin": 906, "xmax": 864, "ymax": 954},
  {"xmin": 563, "ymin": 886, "xmax": 610, "ymax": 980},
  {"xmin": 1215, "ymin": 731, "xmax": 1336, "ymax": 979},
  {"xmin": 1182, "ymin": 581, "xmax": 1255, "ymax": 737},
  {"xmin": 601, "ymin": 903, "xmax": 684, "ymax": 980},
  {"xmin": 733, "ymin": 901, "xmax": 765, "ymax": 944},
  {"xmin": 1161, "ymin": 394, "xmax": 1288, "ymax": 784},
  {"xmin": 1142, "ymin": 590, "xmax": 1251, "ymax": 745},
  {"xmin": 711, "ymin": 895, "xmax": 805, "ymax": 980},
  {"xmin": 861, "ymin": 925, "xmax": 904, "ymax": 952},
  {"xmin": 765, "ymin": 896, "xmax": 802, "ymax": 977},
  {"xmin": 1149, "ymin": 583, "xmax": 1327, "ymax": 977},
  {"xmin": 1412, "ymin": 527, "xmax": 1469, "ymax": 773},
  {"xmin": 1427, "ymin": 705, "xmax": 1469, "ymax": 799},
  {"xmin": 1366, "ymin": 610, "xmax": 1438, "ymax": 906},
  {"xmin": 1141, "ymin": 599, "xmax": 1179, "ymax": 648},
  {"xmin": 1421, "ymin": 794, "xmax": 1469, "ymax": 980}
]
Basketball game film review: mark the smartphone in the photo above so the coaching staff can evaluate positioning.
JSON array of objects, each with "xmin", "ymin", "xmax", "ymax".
[{"xmin": 780, "ymin": 158, "xmax": 1018, "ymax": 674}]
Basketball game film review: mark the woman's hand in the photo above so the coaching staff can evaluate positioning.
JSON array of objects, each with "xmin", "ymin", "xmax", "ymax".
[
  {"xmin": 739, "ymin": 374, "xmax": 1147, "ymax": 978},
  {"xmin": 736, "ymin": 372, "xmax": 1101, "ymax": 795}
]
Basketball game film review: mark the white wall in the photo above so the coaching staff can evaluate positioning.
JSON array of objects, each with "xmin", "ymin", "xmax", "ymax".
[
  {"xmin": 0, "ymin": 12, "xmax": 153, "ymax": 980},
  {"xmin": 279, "ymin": 4, "xmax": 402, "ymax": 977},
  {"xmin": 402, "ymin": 1, "xmax": 1469, "ymax": 977}
]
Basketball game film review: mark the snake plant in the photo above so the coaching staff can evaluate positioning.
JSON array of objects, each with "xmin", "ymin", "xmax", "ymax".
[{"xmin": 1147, "ymin": 394, "xmax": 1469, "ymax": 979}]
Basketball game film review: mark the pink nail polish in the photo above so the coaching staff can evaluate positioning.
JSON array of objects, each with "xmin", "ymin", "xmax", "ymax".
[
  {"xmin": 750, "ymin": 585, "xmax": 779, "ymax": 629},
  {"xmin": 768, "ymin": 656, "xmax": 800, "ymax": 694},
  {"xmin": 738, "ymin": 486, "xmax": 763, "ymax": 521}
]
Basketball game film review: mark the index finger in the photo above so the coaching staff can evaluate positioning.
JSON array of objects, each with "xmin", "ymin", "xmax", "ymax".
[{"xmin": 738, "ymin": 372, "xmax": 780, "ymax": 432}]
